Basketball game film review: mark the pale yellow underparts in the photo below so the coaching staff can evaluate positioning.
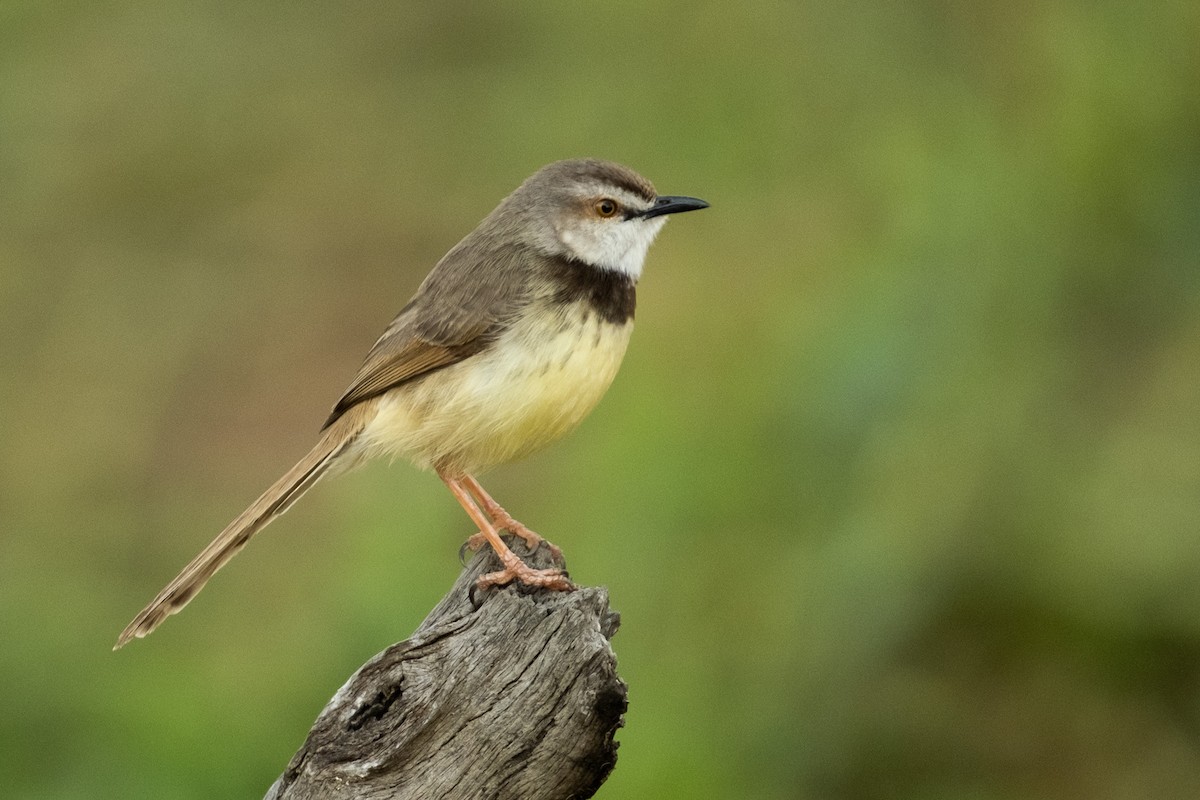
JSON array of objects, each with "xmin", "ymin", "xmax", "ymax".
[{"xmin": 356, "ymin": 301, "xmax": 632, "ymax": 476}]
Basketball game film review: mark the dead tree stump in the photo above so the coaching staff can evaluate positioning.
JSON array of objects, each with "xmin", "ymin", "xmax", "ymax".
[{"xmin": 264, "ymin": 538, "xmax": 626, "ymax": 800}]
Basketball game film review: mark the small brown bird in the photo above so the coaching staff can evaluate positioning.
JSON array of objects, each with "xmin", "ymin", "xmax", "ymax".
[{"xmin": 116, "ymin": 158, "xmax": 707, "ymax": 648}]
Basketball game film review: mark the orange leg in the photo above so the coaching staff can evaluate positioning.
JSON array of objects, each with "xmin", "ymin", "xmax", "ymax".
[
  {"xmin": 461, "ymin": 474, "xmax": 563, "ymax": 560},
  {"xmin": 439, "ymin": 469, "xmax": 572, "ymax": 591}
]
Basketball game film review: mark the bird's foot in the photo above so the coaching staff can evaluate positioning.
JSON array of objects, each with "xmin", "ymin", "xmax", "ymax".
[
  {"xmin": 458, "ymin": 474, "xmax": 564, "ymax": 559},
  {"xmin": 445, "ymin": 473, "xmax": 567, "ymax": 579},
  {"xmin": 477, "ymin": 557, "xmax": 574, "ymax": 592},
  {"xmin": 463, "ymin": 516, "xmax": 562, "ymax": 560},
  {"xmin": 492, "ymin": 512, "xmax": 544, "ymax": 548}
]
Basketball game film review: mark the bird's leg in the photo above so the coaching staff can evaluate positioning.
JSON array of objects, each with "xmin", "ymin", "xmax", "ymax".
[
  {"xmin": 461, "ymin": 474, "xmax": 562, "ymax": 559},
  {"xmin": 439, "ymin": 470, "xmax": 573, "ymax": 591}
]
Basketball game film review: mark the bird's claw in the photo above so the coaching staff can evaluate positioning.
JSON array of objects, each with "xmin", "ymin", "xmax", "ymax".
[{"xmin": 476, "ymin": 563, "xmax": 574, "ymax": 592}]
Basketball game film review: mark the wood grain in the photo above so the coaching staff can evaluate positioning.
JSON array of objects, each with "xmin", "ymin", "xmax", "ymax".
[{"xmin": 265, "ymin": 539, "xmax": 626, "ymax": 800}]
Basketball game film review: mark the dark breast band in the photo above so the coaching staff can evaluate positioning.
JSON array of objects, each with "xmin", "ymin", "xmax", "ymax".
[{"xmin": 545, "ymin": 256, "xmax": 636, "ymax": 324}]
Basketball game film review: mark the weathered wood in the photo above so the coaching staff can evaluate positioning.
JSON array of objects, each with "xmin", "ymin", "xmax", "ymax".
[{"xmin": 265, "ymin": 538, "xmax": 626, "ymax": 800}]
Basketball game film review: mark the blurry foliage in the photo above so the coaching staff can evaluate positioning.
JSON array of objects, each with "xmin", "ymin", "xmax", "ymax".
[{"xmin": 2, "ymin": 1, "xmax": 1200, "ymax": 798}]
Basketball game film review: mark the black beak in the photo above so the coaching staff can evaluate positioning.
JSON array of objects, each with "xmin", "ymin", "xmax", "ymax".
[{"xmin": 635, "ymin": 195, "xmax": 710, "ymax": 220}]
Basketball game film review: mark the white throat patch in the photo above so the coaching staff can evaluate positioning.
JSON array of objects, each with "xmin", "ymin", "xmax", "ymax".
[{"xmin": 559, "ymin": 216, "xmax": 668, "ymax": 279}]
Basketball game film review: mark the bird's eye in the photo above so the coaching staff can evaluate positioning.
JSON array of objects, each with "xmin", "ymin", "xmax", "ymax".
[{"xmin": 594, "ymin": 198, "xmax": 619, "ymax": 218}]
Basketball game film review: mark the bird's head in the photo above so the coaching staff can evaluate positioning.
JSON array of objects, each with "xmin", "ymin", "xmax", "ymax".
[{"xmin": 497, "ymin": 158, "xmax": 708, "ymax": 278}]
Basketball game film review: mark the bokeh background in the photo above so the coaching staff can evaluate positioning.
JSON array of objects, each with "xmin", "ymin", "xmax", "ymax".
[{"xmin": 4, "ymin": 1, "xmax": 1200, "ymax": 797}]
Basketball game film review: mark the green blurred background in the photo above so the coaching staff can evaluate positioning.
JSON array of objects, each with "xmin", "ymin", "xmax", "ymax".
[{"xmin": 3, "ymin": 1, "xmax": 1200, "ymax": 797}]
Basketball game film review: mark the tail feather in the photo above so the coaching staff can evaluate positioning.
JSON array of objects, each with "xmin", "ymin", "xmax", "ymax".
[{"xmin": 115, "ymin": 409, "xmax": 369, "ymax": 649}]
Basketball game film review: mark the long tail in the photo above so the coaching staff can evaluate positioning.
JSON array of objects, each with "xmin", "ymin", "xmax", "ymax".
[{"xmin": 115, "ymin": 408, "xmax": 371, "ymax": 649}]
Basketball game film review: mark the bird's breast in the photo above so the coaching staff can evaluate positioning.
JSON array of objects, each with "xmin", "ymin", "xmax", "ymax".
[{"xmin": 362, "ymin": 302, "xmax": 633, "ymax": 474}]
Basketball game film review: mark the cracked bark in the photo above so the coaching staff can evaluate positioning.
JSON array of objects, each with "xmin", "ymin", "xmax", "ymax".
[{"xmin": 265, "ymin": 538, "xmax": 626, "ymax": 800}]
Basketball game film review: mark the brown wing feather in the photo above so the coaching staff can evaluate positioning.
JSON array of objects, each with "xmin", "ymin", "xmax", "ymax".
[
  {"xmin": 324, "ymin": 235, "xmax": 537, "ymax": 427},
  {"xmin": 325, "ymin": 336, "xmax": 488, "ymax": 425}
]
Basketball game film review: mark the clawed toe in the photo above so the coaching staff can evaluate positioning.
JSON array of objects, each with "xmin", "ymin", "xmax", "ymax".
[
  {"xmin": 442, "ymin": 473, "xmax": 571, "ymax": 591},
  {"xmin": 492, "ymin": 515, "xmax": 542, "ymax": 547},
  {"xmin": 476, "ymin": 564, "xmax": 574, "ymax": 592}
]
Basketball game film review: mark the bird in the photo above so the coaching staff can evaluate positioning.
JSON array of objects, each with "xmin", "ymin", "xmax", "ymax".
[{"xmin": 115, "ymin": 158, "xmax": 708, "ymax": 648}]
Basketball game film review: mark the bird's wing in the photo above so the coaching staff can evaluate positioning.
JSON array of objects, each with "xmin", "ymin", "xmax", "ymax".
[{"xmin": 324, "ymin": 240, "xmax": 533, "ymax": 427}]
